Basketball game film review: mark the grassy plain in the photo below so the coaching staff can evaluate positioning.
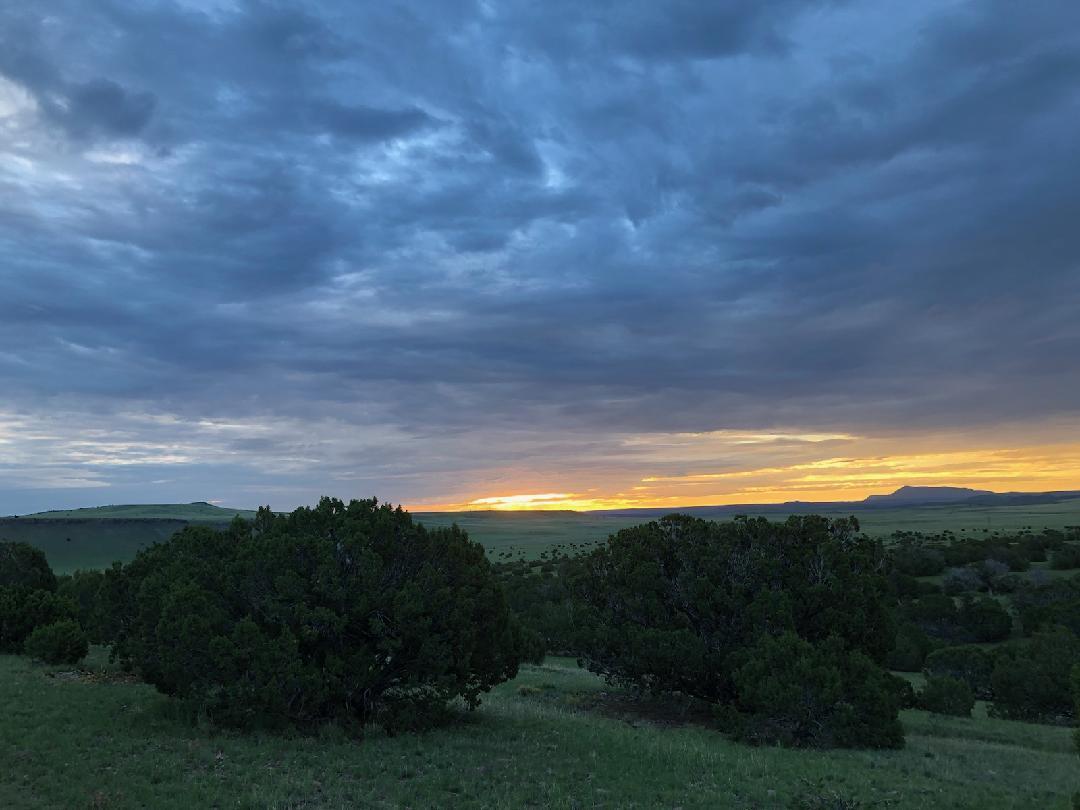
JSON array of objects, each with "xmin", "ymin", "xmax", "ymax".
[
  {"xmin": 416, "ymin": 497, "xmax": 1080, "ymax": 560},
  {"xmin": 5, "ymin": 498, "xmax": 1080, "ymax": 573},
  {"xmin": 0, "ymin": 651, "xmax": 1075, "ymax": 809}
]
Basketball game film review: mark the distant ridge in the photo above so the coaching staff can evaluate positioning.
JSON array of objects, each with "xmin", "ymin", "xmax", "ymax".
[
  {"xmin": 862, "ymin": 485, "xmax": 993, "ymax": 505},
  {"xmin": 587, "ymin": 486, "xmax": 1080, "ymax": 518},
  {"xmin": 17, "ymin": 502, "xmax": 256, "ymax": 522}
]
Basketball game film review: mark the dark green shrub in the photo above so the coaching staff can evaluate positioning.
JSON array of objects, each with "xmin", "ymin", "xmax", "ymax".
[
  {"xmin": 0, "ymin": 588, "xmax": 77, "ymax": 653},
  {"xmin": 496, "ymin": 555, "xmax": 586, "ymax": 656},
  {"xmin": 112, "ymin": 498, "xmax": 525, "ymax": 734},
  {"xmin": 891, "ymin": 543, "xmax": 945, "ymax": 577},
  {"xmin": 891, "ymin": 673, "xmax": 917, "ymax": 709},
  {"xmin": 1073, "ymin": 663, "xmax": 1080, "ymax": 754},
  {"xmin": 942, "ymin": 540, "xmax": 989, "ymax": 567},
  {"xmin": 957, "ymin": 595, "xmax": 1012, "ymax": 642},
  {"xmin": 1051, "ymin": 544, "xmax": 1080, "ymax": 570},
  {"xmin": 905, "ymin": 593, "xmax": 961, "ymax": 641},
  {"xmin": 24, "ymin": 619, "xmax": 88, "ymax": 665},
  {"xmin": 990, "ymin": 573, "xmax": 1023, "ymax": 594},
  {"xmin": 889, "ymin": 571, "xmax": 923, "ymax": 600},
  {"xmin": 924, "ymin": 645, "xmax": 993, "ymax": 699},
  {"xmin": 0, "ymin": 541, "xmax": 57, "ymax": 591},
  {"xmin": 577, "ymin": 515, "xmax": 901, "ymax": 748},
  {"xmin": 887, "ymin": 622, "xmax": 936, "ymax": 672},
  {"xmin": 942, "ymin": 567, "xmax": 982, "ymax": 596},
  {"xmin": 1013, "ymin": 578, "xmax": 1080, "ymax": 636},
  {"xmin": 1021, "ymin": 537, "xmax": 1048, "ymax": 563},
  {"xmin": 988, "ymin": 546, "xmax": 1029, "ymax": 572},
  {"xmin": 56, "ymin": 569, "xmax": 113, "ymax": 644},
  {"xmin": 989, "ymin": 626, "xmax": 1080, "ymax": 723},
  {"xmin": 917, "ymin": 675, "xmax": 974, "ymax": 717},
  {"xmin": 729, "ymin": 633, "xmax": 903, "ymax": 748},
  {"xmin": 977, "ymin": 559, "xmax": 1010, "ymax": 591}
]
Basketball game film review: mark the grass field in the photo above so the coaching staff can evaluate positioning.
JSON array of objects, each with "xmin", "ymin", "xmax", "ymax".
[
  {"xmin": 415, "ymin": 498, "xmax": 1080, "ymax": 561},
  {"xmin": 5, "ymin": 498, "xmax": 1080, "ymax": 573},
  {"xmin": 0, "ymin": 650, "xmax": 1075, "ymax": 809}
]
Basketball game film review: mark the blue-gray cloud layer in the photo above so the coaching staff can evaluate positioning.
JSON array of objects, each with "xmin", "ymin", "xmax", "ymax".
[{"xmin": 1, "ymin": 0, "xmax": 1078, "ymax": 510}]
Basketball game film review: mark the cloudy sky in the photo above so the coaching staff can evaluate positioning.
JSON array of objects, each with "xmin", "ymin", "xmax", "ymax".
[{"xmin": 1, "ymin": 0, "xmax": 1079, "ymax": 514}]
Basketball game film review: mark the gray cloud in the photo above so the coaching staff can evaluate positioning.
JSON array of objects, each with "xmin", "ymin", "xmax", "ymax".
[{"xmin": 0, "ymin": 0, "xmax": 1078, "ymax": 511}]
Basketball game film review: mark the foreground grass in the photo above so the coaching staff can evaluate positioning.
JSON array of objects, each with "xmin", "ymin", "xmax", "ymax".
[{"xmin": 1, "ymin": 652, "xmax": 1076, "ymax": 809}]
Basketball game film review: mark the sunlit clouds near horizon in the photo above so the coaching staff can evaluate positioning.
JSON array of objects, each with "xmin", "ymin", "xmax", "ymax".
[{"xmin": 1, "ymin": 1, "xmax": 1079, "ymax": 514}]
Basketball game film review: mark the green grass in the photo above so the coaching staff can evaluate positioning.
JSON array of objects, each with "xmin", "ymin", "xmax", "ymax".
[{"xmin": 0, "ymin": 652, "xmax": 1076, "ymax": 809}]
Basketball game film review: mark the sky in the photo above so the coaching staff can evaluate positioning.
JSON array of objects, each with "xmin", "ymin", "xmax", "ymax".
[{"xmin": 1, "ymin": 0, "xmax": 1079, "ymax": 514}]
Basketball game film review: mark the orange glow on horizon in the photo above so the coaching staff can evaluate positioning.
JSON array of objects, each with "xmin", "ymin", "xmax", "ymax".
[{"xmin": 406, "ymin": 437, "xmax": 1080, "ymax": 513}]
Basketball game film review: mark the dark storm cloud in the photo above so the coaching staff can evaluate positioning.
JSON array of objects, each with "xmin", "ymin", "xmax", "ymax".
[{"xmin": 1, "ymin": 0, "xmax": 1079, "ymax": 509}]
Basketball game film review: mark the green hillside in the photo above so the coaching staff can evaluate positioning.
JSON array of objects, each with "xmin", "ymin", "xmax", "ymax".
[
  {"xmin": 0, "ymin": 503, "xmax": 257, "ymax": 574},
  {"xmin": 20, "ymin": 502, "xmax": 257, "ymax": 522}
]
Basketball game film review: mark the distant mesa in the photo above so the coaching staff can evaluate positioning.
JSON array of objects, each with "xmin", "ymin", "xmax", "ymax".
[{"xmin": 861, "ymin": 486, "xmax": 993, "ymax": 505}]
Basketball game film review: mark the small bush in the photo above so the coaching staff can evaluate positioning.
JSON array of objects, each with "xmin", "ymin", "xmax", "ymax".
[
  {"xmin": 730, "ymin": 633, "xmax": 904, "ymax": 749},
  {"xmin": 990, "ymin": 573, "xmax": 1023, "ymax": 594},
  {"xmin": 24, "ymin": 619, "xmax": 88, "ymax": 665},
  {"xmin": 56, "ymin": 569, "xmax": 113, "ymax": 644},
  {"xmin": 957, "ymin": 595, "xmax": 1012, "ymax": 642},
  {"xmin": 1013, "ymin": 578, "xmax": 1080, "ymax": 635},
  {"xmin": 977, "ymin": 559, "xmax": 1010, "ymax": 591},
  {"xmin": 905, "ymin": 593, "xmax": 960, "ymax": 641},
  {"xmin": 0, "ymin": 541, "xmax": 57, "ymax": 592},
  {"xmin": 1072, "ymin": 663, "xmax": 1080, "ymax": 754},
  {"xmin": 990, "ymin": 626, "xmax": 1080, "ymax": 723},
  {"xmin": 1051, "ymin": 544, "xmax": 1080, "ymax": 570},
  {"xmin": 987, "ymin": 546, "xmax": 1029, "ymax": 573},
  {"xmin": 1021, "ymin": 537, "xmax": 1048, "ymax": 563},
  {"xmin": 942, "ymin": 567, "xmax": 982, "ymax": 596},
  {"xmin": 887, "ymin": 622, "xmax": 935, "ymax": 672},
  {"xmin": 924, "ymin": 645, "xmax": 993, "ymax": 699},
  {"xmin": 0, "ymin": 588, "xmax": 77, "ymax": 653},
  {"xmin": 917, "ymin": 675, "xmax": 974, "ymax": 717},
  {"xmin": 891, "ymin": 544, "xmax": 945, "ymax": 577}
]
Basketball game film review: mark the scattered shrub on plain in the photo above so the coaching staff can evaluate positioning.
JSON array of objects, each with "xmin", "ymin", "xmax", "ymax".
[
  {"xmin": 1051, "ymin": 544, "xmax": 1080, "ymax": 570},
  {"xmin": 891, "ymin": 543, "xmax": 945, "ymax": 577},
  {"xmin": 112, "ymin": 498, "xmax": 526, "ymax": 734},
  {"xmin": 957, "ymin": 595, "xmax": 1013, "ymax": 642},
  {"xmin": 942, "ymin": 567, "xmax": 982, "ymax": 596},
  {"xmin": 1073, "ymin": 663, "xmax": 1080, "ymax": 754},
  {"xmin": 576, "ymin": 515, "xmax": 901, "ymax": 749},
  {"xmin": 924, "ymin": 645, "xmax": 993, "ymax": 699},
  {"xmin": 990, "ymin": 626, "xmax": 1080, "ymax": 723},
  {"xmin": 887, "ymin": 622, "xmax": 936, "ymax": 672},
  {"xmin": 0, "ymin": 587, "xmax": 76, "ymax": 653},
  {"xmin": 0, "ymin": 541, "xmax": 57, "ymax": 592},
  {"xmin": 728, "ymin": 632, "xmax": 904, "ymax": 748},
  {"xmin": 917, "ymin": 675, "xmax": 974, "ymax": 717},
  {"xmin": 24, "ymin": 619, "xmax": 88, "ymax": 665}
]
